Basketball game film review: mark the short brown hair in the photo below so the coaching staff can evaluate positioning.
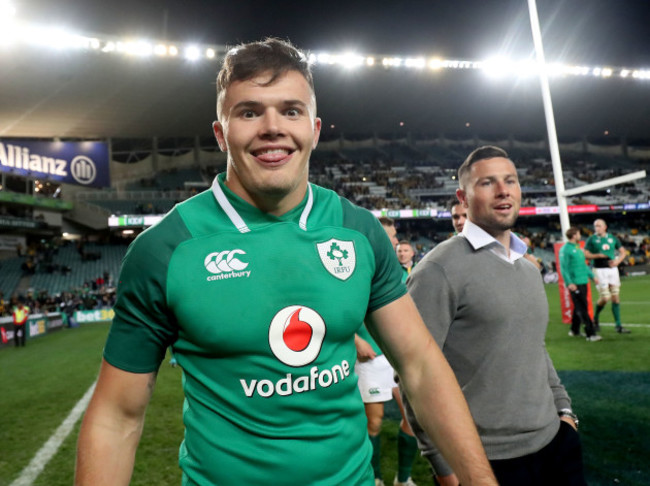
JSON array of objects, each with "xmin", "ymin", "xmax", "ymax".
[
  {"xmin": 565, "ymin": 227, "xmax": 580, "ymax": 240},
  {"xmin": 216, "ymin": 38, "xmax": 315, "ymax": 118},
  {"xmin": 458, "ymin": 145, "xmax": 510, "ymax": 188},
  {"xmin": 448, "ymin": 198, "xmax": 463, "ymax": 212},
  {"xmin": 378, "ymin": 217, "xmax": 395, "ymax": 228}
]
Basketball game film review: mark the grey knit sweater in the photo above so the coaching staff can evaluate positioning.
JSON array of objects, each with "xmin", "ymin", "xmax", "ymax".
[{"xmin": 404, "ymin": 234, "xmax": 571, "ymax": 476}]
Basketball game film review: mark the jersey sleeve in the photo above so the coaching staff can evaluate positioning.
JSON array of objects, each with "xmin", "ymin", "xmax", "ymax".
[
  {"xmin": 558, "ymin": 247, "xmax": 574, "ymax": 285},
  {"xmin": 614, "ymin": 236, "xmax": 623, "ymax": 250},
  {"xmin": 104, "ymin": 211, "xmax": 190, "ymax": 373},
  {"xmin": 368, "ymin": 219, "xmax": 407, "ymax": 312},
  {"xmin": 340, "ymin": 200, "xmax": 406, "ymax": 313}
]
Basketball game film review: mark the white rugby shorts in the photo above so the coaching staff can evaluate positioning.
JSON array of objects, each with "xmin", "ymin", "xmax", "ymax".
[
  {"xmin": 355, "ymin": 354, "xmax": 397, "ymax": 403},
  {"xmin": 594, "ymin": 266, "xmax": 621, "ymax": 290}
]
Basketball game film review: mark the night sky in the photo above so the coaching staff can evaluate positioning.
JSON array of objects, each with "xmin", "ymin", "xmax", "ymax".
[
  {"xmin": 20, "ymin": 0, "xmax": 650, "ymax": 65},
  {"xmin": 7, "ymin": 0, "xmax": 650, "ymax": 139}
]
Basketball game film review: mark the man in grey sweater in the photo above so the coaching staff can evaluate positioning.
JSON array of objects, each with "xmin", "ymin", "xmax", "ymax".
[{"xmin": 403, "ymin": 146, "xmax": 586, "ymax": 486}]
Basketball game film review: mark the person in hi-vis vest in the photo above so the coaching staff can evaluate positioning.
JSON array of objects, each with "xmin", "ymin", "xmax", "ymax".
[{"xmin": 13, "ymin": 298, "xmax": 29, "ymax": 347}]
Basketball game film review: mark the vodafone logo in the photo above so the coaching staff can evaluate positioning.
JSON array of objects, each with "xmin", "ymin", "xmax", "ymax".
[
  {"xmin": 204, "ymin": 250, "xmax": 251, "ymax": 281},
  {"xmin": 269, "ymin": 306, "xmax": 326, "ymax": 367}
]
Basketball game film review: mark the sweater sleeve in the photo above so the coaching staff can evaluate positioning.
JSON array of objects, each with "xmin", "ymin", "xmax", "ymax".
[{"xmin": 545, "ymin": 347, "xmax": 572, "ymax": 411}]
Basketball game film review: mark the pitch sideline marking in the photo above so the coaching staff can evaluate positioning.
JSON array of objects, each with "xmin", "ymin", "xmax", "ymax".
[
  {"xmin": 599, "ymin": 322, "xmax": 650, "ymax": 328},
  {"xmin": 10, "ymin": 381, "xmax": 97, "ymax": 486}
]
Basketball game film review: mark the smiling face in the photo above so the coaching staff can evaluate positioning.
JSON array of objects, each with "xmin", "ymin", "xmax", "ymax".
[
  {"xmin": 213, "ymin": 70, "xmax": 321, "ymax": 215},
  {"xmin": 457, "ymin": 156, "xmax": 521, "ymax": 246}
]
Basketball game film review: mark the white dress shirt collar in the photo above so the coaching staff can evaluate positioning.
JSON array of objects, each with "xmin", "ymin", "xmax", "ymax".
[{"xmin": 461, "ymin": 220, "xmax": 527, "ymax": 264}]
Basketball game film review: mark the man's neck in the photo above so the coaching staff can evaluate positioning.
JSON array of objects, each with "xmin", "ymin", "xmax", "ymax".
[
  {"xmin": 224, "ymin": 175, "xmax": 308, "ymax": 217},
  {"xmin": 491, "ymin": 230, "xmax": 511, "ymax": 252}
]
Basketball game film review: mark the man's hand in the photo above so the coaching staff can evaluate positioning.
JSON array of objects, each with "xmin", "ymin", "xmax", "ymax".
[
  {"xmin": 354, "ymin": 334, "xmax": 377, "ymax": 362},
  {"xmin": 567, "ymin": 283, "xmax": 577, "ymax": 291},
  {"xmin": 560, "ymin": 415, "xmax": 578, "ymax": 431}
]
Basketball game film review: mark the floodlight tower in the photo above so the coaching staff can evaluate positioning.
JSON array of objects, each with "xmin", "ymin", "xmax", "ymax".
[{"xmin": 527, "ymin": 0, "xmax": 645, "ymax": 240}]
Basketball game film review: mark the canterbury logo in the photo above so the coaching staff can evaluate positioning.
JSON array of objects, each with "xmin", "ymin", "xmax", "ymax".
[{"xmin": 204, "ymin": 250, "xmax": 251, "ymax": 282}]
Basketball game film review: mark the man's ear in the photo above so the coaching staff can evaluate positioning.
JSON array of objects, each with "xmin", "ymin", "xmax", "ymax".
[
  {"xmin": 312, "ymin": 117, "xmax": 322, "ymax": 150},
  {"xmin": 456, "ymin": 188, "xmax": 468, "ymax": 208},
  {"xmin": 212, "ymin": 121, "xmax": 227, "ymax": 152}
]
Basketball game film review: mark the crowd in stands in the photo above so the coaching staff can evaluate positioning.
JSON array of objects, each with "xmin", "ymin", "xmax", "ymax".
[
  {"xmin": 0, "ymin": 282, "xmax": 116, "ymax": 319},
  {"xmin": 0, "ymin": 237, "xmax": 124, "ymax": 318},
  {"xmin": 82, "ymin": 140, "xmax": 650, "ymax": 218},
  {"xmin": 3, "ymin": 141, "xmax": 648, "ymax": 315},
  {"xmin": 393, "ymin": 214, "xmax": 650, "ymax": 275}
]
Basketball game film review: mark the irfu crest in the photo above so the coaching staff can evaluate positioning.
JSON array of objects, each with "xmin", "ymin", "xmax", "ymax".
[{"xmin": 316, "ymin": 239, "xmax": 356, "ymax": 281}]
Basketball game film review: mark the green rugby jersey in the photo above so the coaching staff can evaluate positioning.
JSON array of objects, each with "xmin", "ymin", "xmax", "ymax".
[
  {"xmin": 104, "ymin": 173, "xmax": 406, "ymax": 485},
  {"xmin": 585, "ymin": 233, "xmax": 622, "ymax": 268},
  {"xmin": 355, "ymin": 261, "xmax": 410, "ymax": 356}
]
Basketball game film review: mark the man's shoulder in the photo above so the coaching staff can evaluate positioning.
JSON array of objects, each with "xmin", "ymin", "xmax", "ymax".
[
  {"xmin": 559, "ymin": 242, "xmax": 574, "ymax": 253},
  {"xmin": 311, "ymin": 184, "xmax": 380, "ymax": 229},
  {"xmin": 126, "ymin": 204, "xmax": 193, "ymax": 261},
  {"xmin": 421, "ymin": 236, "xmax": 470, "ymax": 265}
]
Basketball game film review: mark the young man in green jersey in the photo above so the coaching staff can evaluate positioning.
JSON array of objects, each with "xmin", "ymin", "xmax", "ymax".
[
  {"xmin": 584, "ymin": 219, "xmax": 630, "ymax": 333},
  {"xmin": 559, "ymin": 227, "xmax": 601, "ymax": 341},
  {"xmin": 75, "ymin": 38, "xmax": 497, "ymax": 486}
]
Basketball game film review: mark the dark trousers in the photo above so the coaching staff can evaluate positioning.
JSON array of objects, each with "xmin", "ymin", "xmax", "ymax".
[
  {"xmin": 14, "ymin": 325, "xmax": 26, "ymax": 347},
  {"xmin": 490, "ymin": 421, "xmax": 587, "ymax": 486},
  {"xmin": 570, "ymin": 284, "xmax": 596, "ymax": 337}
]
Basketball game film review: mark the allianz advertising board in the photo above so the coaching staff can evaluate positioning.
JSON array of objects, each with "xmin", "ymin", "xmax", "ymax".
[{"xmin": 0, "ymin": 139, "xmax": 110, "ymax": 188}]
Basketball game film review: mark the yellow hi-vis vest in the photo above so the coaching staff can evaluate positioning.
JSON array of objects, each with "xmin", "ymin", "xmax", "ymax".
[{"xmin": 13, "ymin": 307, "xmax": 27, "ymax": 325}]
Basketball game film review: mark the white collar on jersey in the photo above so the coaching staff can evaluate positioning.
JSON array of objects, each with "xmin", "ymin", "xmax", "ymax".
[{"xmin": 211, "ymin": 175, "xmax": 314, "ymax": 233}]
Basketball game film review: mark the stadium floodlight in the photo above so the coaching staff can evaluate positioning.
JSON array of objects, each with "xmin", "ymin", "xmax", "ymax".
[
  {"xmin": 0, "ymin": 0, "xmax": 16, "ymax": 45},
  {"xmin": 0, "ymin": 0, "xmax": 16, "ymax": 17},
  {"xmin": 514, "ymin": 60, "xmax": 538, "ymax": 78},
  {"xmin": 316, "ymin": 52, "xmax": 334, "ymax": 65},
  {"xmin": 482, "ymin": 57, "xmax": 513, "ymax": 78},
  {"xmin": 428, "ymin": 58, "xmax": 443, "ymax": 70},
  {"xmin": 382, "ymin": 57, "xmax": 403, "ymax": 67},
  {"xmin": 154, "ymin": 44, "xmax": 167, "ymax": 56},
  {"xmin": 2, "ymin": 13, "xmax": 649, "ymax": 83},
  {"xmin": 405, "ymin": 57, "xmax": 426, "ymax": 69},
  {"xmin": 102, "ymin": 41, "xmax": 116, "ymax": 53},
  {"xmin": 184, "ymin": 45, "xmax": 200, "ymax": 61},
  {"xmin": 338, "ymin": 52, "xmax": 365, "ymax": 69},
  {"xmin": 115, "ymin": 40, "xmax": 154, "ymax": 57}
]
